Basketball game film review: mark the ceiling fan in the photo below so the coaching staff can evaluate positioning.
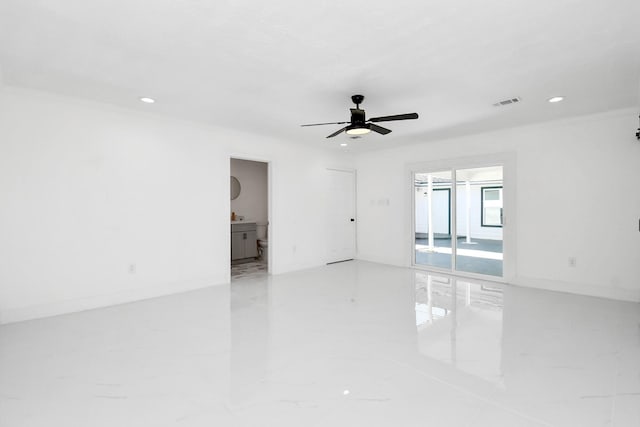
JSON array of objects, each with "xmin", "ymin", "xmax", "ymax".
[{"xmin": 301, "ymin": 94, "xmax": 419, "ymax": 138}]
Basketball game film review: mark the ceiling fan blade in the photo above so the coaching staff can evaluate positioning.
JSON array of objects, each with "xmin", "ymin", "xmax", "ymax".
[
  {"xmin": 301, "ymin": 121, "xmax": 350, "ymax": 127},
  {"xmin": 326, "ymin": 126, "xmax": 348, "ymax": 138},
  {"xmin": 369, "ymin": 124, "xmax": 392, "ymax": 135},
  {"xmin": 368, "ymin": 113, "xmax": 419, "ymax": 123}
]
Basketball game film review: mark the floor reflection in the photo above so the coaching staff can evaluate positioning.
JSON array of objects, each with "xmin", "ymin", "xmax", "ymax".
[{"xmin": 414, "ymin": 272, "xmax": 504, "ymax": 386}]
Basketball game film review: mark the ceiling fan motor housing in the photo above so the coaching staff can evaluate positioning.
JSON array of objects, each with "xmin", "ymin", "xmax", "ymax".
[
  {"xmin": 350, "ymin": 108, "xmax": 366, "ymax": 124},
  {"xmin": 348, "ymin": 107, "xmax": 368, "ymax": 133}
]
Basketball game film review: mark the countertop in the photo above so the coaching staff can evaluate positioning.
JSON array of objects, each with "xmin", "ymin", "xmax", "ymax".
[{"xmin": 231, "ymin": 220, "xmax": 255, "ymax": 225}]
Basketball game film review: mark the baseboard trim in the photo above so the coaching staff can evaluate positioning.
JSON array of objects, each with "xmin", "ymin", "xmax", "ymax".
[
  {"xmin": 0, "ymin": 276, "xmax": 226, "ymax": 325},
  {"xmin": 357, "ymin": 256, "xmax": 640, "ymax": 303},
  {"xmin": 356, "ymin": 255, "xmax": 407, "ymax": 268},
  {"xmin": 513, "ymin": 276, "xmax": 640, "ymax": 303}
]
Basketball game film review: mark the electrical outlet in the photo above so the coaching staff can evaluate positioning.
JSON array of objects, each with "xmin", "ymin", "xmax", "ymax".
[
  {"xmin": 128, "ymin": 263, "xmax": 136, "ymax": 274},
  {"xmin": 568, "ymin": 257, "xmax": 576, "ymax": 268}
]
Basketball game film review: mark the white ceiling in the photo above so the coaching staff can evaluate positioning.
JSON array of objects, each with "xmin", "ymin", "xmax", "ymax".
[{"xmin": 1, "ymin": 0, "xmax": 639, "ymax": 152}]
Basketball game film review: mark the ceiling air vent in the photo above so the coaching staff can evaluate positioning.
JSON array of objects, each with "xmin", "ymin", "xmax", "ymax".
[{"xmin": 492, "ymin": 97, "xmax": 521, "ymax": 107}]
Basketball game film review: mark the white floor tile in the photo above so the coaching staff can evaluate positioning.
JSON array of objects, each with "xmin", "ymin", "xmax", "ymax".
[{"xmin": 0, "ymin": 261, "xmax": 638, "ymax": 426}]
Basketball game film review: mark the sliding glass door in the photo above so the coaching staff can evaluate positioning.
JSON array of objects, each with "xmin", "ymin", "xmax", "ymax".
[
  {"xmin": 414, "ymin": 165, "xmax": 504, "ymax": 279},
  {"xmin": 414, "ymin": 171, "xmax": 453, "ymax": 270}
]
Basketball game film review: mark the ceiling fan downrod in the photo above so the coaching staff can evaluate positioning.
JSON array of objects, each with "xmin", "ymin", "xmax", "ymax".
[{"xmin": 351, "ymin": 94, "xmax": 365, "ymax": 109}]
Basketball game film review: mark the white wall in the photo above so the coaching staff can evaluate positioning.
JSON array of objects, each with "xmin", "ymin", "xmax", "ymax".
[
  {"xmin": 0, "ymin": 87, "xmax": 353, "ymax": 323},
  {"xmin": 230, "ymin": 158, "xmax": 268, "ymax": 227},
  {"xmin": 356, "ymin": 108, "xmax": 640, "ymax": 302}
]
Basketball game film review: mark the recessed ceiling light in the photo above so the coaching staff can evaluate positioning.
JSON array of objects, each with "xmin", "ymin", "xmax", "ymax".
[
  {"xmin": 548, "ymin": 96, "xmax": 564, "ymax": 103},
  {"xmin": 340, "ymin": 143, "xmax": 348, "ymax": 147},
  {"xmin": 139, "ymin": 97, "xmax": 155, "ymax": 104}
]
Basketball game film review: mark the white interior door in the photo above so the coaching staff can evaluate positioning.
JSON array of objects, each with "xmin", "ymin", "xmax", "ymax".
[{"xmin": 326, "ymin": 169, "xmax": 356, "ymax": 263}]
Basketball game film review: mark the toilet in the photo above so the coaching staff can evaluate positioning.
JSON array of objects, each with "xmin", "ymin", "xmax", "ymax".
[{"xmin": 256, "ymin": 222, "xmax": 268, "ymax": 263}]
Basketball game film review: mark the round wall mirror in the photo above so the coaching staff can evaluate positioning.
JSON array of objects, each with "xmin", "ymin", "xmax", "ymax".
[{"xmin": 230, "ymin": 176, "xmax": 241, "ymax": 200}]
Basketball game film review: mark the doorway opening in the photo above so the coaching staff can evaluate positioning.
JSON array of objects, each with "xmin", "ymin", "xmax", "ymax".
[
  {"xmin": 230, "ymin": 158, "xmax": 270, "ymax": 281},
  {"xmin": 413, "ymin": 164, "xmax": 506, "ymax": 280}
]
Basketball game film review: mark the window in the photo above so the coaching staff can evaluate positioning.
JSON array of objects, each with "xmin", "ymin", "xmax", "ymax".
[{"xmin": 481, "ymin": 186, "xmax": 503, "ymax": 227}]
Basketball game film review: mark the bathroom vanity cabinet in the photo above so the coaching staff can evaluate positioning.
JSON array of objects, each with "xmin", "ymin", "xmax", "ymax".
[{"xmin": 231, "ymin": 222, "xmax": 258, "ymax": 260}]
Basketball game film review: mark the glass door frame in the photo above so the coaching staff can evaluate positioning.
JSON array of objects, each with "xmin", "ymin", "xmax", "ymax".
[{"xmin": 408, "ymin": 153, "xmax": 516, "ymax": 284}]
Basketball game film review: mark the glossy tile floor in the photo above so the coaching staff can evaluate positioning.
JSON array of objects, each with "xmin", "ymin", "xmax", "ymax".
[
  {"xmin": 231, "ymin": 259, "xmax": 268, "ymax": 281},
  {"xmin": 1, "ymin": 261, "xmax": 639, "ymax": 426}
]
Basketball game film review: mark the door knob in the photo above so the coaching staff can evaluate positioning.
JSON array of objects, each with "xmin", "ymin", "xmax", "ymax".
[{"xmin": 350, "ymin": 218, "xmax": 355, "ymax": 222}]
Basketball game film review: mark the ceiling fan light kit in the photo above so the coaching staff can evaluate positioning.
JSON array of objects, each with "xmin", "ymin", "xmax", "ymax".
[
  {"xmin": 301, "ymin": 94, "xmax": 419, "ymax": 139},
  {"xmin": 346, "ymin": 124, "xmax": 371, "ymax": 135}
]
